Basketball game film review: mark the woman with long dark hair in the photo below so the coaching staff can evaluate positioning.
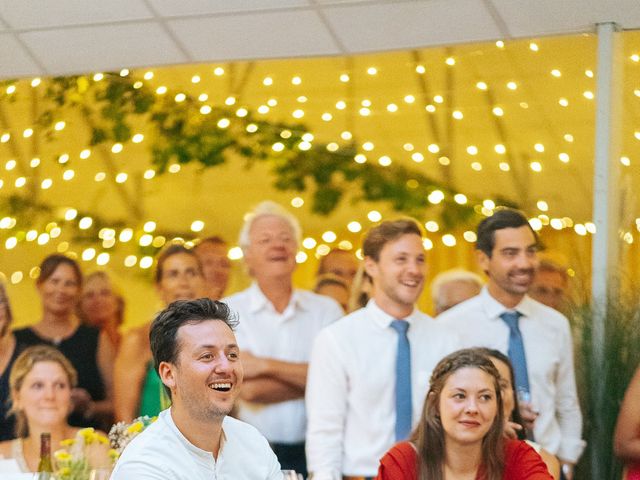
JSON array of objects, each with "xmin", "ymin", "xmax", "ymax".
[
  {"xmin": 13, "ymin": 254, "xmax": 114, "ymax": 428},
  {"xmin": 376, "ymin": 348, "xmax": 552, "ymax": 479}
]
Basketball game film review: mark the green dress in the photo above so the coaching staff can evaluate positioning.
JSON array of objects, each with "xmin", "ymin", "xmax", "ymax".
[{"xmin": 138, "ymin": 362, "xmax": 170, "ymax": 417}]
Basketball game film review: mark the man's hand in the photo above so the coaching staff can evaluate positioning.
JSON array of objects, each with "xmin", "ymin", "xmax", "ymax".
[
  {"xmin": 518, "ymin": 401, "xmax": 539, "ymax": 432},
  {"xmin": 503, "ymin": 420, "xmax": 523, "ymax": 439},
  {"xmin": 561, "ymin": 462, "xmax": 575, "ymax": 480},
  {"xmin": 241, "ymin": 351, "xmax": 268, "ymax": 379}
]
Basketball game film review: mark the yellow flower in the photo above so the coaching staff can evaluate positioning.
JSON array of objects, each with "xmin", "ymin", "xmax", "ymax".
[
  {"xmin": 57, "ymin": 466, "xmax": 71, "ymax": 476},
  {"xmin": 108, "ymin": 449, "xmax": 120, "ymax": 461},
  {"xmin": 60, "ymin": 438, "xmax": 76, "ymax": 447},
  {"xmin": 126, "ymin": 421, "xmax": 143, "ymax": 434},
  {"xmin": 54, "ymin": 450, "xmax": 72, "ymax": 462},
  {"xmin": 96, "ymin": 433, "xmax": 109, "ymax": 445},
  {"xmin": 78, "ymin": 427, "xmax": 96, "ymax": 444}
]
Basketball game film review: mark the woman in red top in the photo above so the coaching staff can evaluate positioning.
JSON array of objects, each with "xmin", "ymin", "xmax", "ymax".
[
  {"xmin": 614, "ymin": 366, "xmax": 640, "ymax": 480},
  {"xmin": 376, "ymin": 348, "xmax": 553, "ymax": 480}
]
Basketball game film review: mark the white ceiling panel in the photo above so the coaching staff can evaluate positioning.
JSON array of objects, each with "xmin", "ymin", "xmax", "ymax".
[
  {"xmin": 0, "ymin": 34, "xmax": 42, "ymax": 77},
  {"xmin": 324, "ymin": 0, "xmax": 502, "ymax": 53},
  {"xmin": 169, "ymin": 10, "xmax": 342, "ymax": 61},
  {"xmin": 490, "ymin": 0, "xmax": 640, "ymax": 38},
  {"xmin": 312, "ymin": 0, "xmax": 379, "ymax": 4},
  {"xmin": 149, "ymin": 0, "xmax": 309, "ymax": 17},
  {"xmin": 0, "ymin": 0, "xmax": 153, "ymax": 30},
  {"xmin": 20, "ymin": 23, "xmax": 187, "ymax": 76},
  {"xmin": 0, "ymin": 0, "xmax": 639, "ymax": 80}
]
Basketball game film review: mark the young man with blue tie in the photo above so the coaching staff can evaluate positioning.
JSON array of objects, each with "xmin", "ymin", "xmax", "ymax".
[
  {"xmin": 306, "ymin": 219, "xmax": 460, "ymax": 480},
  {"xmin": 437, "ymin": 208, "xmax": 585, "ymax": 479}
]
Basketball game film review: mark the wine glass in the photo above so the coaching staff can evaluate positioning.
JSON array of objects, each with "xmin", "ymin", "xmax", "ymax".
[
  {"xmin": 281, "ymin": 470, "xmax": 303, "ymax": 480},
  {"xmin": 89, "ymin": 468, "xmax": 112, "ymax": 480},
  {"xmin": 516, "ymin": 387, "xmax": 539, "ymax": 440}
]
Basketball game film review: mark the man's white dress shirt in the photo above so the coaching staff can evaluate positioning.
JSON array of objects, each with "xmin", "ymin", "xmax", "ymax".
[
  {"xmin": 110, "ymin": 409, "xmax": 282, "ymax": 479},
  {"xmin": 437, "ymin": 287, "xmax": 586, "ymax": 463},
  {"xmin": 305, "ymin": 300, "xmax": 461, "ymax": 479},
  {"xmin": 224, "ymin": 283, "xmax": 343, "ymax": 443}
]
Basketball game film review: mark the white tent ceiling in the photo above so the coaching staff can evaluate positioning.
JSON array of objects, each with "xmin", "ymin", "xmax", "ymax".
[
  {"xmin": 1, "ymin": 0, "xmax": 640, "ymax": 323},
  {"xmin": 2, "ymin": 0, "xmax": 640, "ymax": 79}
]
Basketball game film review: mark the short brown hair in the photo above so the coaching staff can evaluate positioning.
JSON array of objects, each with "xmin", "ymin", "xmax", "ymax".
[
  {"xmin": 537, "ymin": 259, "xmax": 568, "ymax": 281},
  {"xmin": 195, "ymin": 236, "xmax": 227, "ymax": 250},
  {"xmin": 37, "ymin": 254, "xmax": 82, "ymax": 286},
  {"xmin": 362, "ymin": 219, "xmax": 422, "ymax": 261},
  {"xmin": 155, "ymin": 244, "xmax": 200, "ymax": 284}
]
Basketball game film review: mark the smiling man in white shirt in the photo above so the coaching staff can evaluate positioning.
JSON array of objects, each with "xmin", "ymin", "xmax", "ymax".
[
  {"xmin": 224, "ymin": 201, "xmax": 343, "ymax": 476},
  {"xmin": 306, "ymin": 219, "xmax": 460, "ymax": 480},
  {"xmin": 437, "ymin": 208, "xmax": 585, "ymax": 479},
  {"xmin": 110, "ymin": 298, "xmax": 282, "ymax": 480}
]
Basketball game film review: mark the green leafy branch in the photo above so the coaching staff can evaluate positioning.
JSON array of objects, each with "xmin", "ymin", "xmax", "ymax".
[{"xmin": 26, "ymin": 71, "xmax": 511, "ymax": 229}]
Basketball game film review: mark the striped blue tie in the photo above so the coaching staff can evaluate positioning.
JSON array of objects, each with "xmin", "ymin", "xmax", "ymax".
[
  {"xmin": 500, "ymin": 311, "xmax": 530, "ymax": 394},
  {"xmin": 390, "ymin": 319, "xmax": 412, "ymax": 441}
]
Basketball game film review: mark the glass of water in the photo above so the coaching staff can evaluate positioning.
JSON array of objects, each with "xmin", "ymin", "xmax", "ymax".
[{"xmin": 281, "ymin": 470, "xmax": 303, "ymax": 480}]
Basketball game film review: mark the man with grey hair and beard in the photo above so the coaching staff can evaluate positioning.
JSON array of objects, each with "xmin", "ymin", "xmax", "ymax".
[
  {"xmin": 111, "ymin": 298, "xmax": 282, "ymax": 479},
  {"xmin": 224, "ymin": 201, "xmax": 343, "ymax": 475}
]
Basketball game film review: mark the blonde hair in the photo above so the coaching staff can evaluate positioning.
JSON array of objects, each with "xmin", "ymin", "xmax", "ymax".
[
  {"xmin": 78, "ymin": 270, "xmax": 125, "ymax": 326},
  {"xmin": 9, "ymin": 345, "xmax": 77, "ymax": 438}
]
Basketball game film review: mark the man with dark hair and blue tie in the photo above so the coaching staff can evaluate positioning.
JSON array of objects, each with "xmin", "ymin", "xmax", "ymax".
[
  {"xmin": 306, "ymin": 219, "xmax": 460, "ymax": 480},
  {"xmin": 437, "ymin": 208, "xmax": 585, "ymax": 479}
]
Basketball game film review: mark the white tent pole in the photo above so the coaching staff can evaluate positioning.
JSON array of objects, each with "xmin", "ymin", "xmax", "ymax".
[
  {"xmin": 592, "ymin": 21, "xmax": 621, "ymax": 357},
  {"xmin": 591, "ymin": 21, "xmax": 621, "ymax": 479}
]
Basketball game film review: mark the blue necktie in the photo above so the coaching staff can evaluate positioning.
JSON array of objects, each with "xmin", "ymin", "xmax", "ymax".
[
  {"xmin": 390, "ymin": 319, "xmax": 412, "ymax": 441},
  {"xmin": 500, "ymin": 311, "xmax": 531, "ymax": 394}
]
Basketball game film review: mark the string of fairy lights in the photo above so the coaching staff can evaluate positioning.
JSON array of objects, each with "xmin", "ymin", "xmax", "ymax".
[{"xmin": 0, "ymin": 36, "xmax": 639, "ymax": 285}]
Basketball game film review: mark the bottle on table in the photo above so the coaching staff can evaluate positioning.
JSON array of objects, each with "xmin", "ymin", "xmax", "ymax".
[{"xmin": 37, "ymin": 432, "xmax": 53, "ymax": 479}]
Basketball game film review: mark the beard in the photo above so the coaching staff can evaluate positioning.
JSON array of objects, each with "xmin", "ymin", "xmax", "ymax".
[{"xmin": 176, "ymin": 384, "xmax": 235, "ymax": 423}]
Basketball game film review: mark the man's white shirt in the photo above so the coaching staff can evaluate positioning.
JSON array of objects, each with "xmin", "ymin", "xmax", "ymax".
[
  {"xmin": 110, "ymin": 409, "xmax": 282, "ymax": 479},
  {"xmin": 305, "ymin": 300, "xmax": 461, "ymax": 479},
  {"xmin": 224, "ymin": 283, "xmax": 343, "ymax": 443},
  {"xmin": 437, "ymin": 287, "xmax": 585, "ymax": 462}
]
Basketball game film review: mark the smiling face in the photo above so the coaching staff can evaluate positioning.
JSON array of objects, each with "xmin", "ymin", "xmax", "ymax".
[
  {"xmin": 365, "ymin": 233, "xmax": 425, "ymax": 318},
  {"xmin": 478, "ymin": 225, "xmax": 539, "ymax": 306},
  {"xmin": 439, "ymin": 367, "xmax": 498, "ymax": 448},
  {"xmin": 161, "ymin": 320, "xmax": 243, "ymax": 422},
  {"xmin": 156, "ymin": 253, "xmax": 204, "ymax": 306},
  {"xmin": 37, "ymin": 263, "xmax": 81, "ymax": 317},
  {"xmin": 13, "ymin": 361, "xmax": 72, "ymax": 430},
  {"xmin": 79, "ymin": 275, "xmax": 120, "ymax": 327},
  {"xmin": 243, "ymin": 215, "xmax": 297, "ymax": 281}
]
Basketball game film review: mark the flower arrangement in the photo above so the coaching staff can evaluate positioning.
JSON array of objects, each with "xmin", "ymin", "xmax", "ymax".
[
  {"xmin": 108, "ymin": 415, "xmax": 157, "ymax": 456},
  {"xmin": 51, "ymin": 416, "xmax": 156, "ymax": 479},
  {"xmin": 53, "ymin": 428, "xmax": 113, "ymax": 480}
]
